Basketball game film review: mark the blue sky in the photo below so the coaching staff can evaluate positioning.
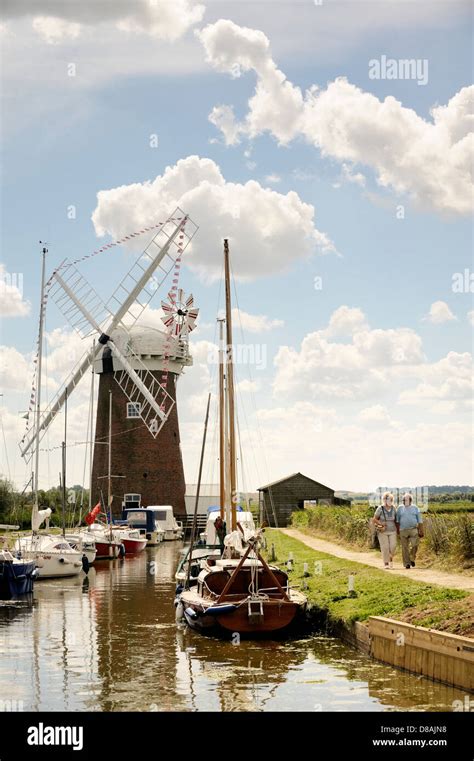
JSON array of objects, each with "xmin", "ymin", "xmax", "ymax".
[{"xmin": 0, "ymin": 1, "xmax": 472, "ymax": 492}]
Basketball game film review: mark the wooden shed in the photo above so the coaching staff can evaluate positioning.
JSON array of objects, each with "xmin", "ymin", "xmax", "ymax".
[{"xmin": 258, "ymin": 472, "xmax": 349, "ymax": 527}]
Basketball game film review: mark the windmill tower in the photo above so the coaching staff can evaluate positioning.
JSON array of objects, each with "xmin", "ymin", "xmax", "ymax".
[
  {"xmin": 20, "ymin": 209, "xmax": 198, "ymax": 520},
  {"xmin": 91, "ymin": 291, "xmax": 199, "ymax": 516}
]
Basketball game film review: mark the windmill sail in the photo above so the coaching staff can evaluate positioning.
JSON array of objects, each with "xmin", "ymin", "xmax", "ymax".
[
  {"xmin": 20, "ymin": 207, "xmax": 198, "ymax": 461},
  {"xmin": 20, "ymin": 345, "xmax": 101, "ymax": 461},
  {"xmin": 106, "ymin": 210, "xmax": 198, "ymax": 329},
  {"xmin": 49, "ymin": 262, "xmax": 113, "ymax": 338}
]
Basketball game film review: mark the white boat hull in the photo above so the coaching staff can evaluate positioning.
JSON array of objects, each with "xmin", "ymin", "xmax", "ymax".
[
  {"xmin": 15, "ymin": 535, "xmax": 84, "ymax": 579},
  {"xmin": 30, "ymin": 552, "xmax": 84, "ymax": 579}
]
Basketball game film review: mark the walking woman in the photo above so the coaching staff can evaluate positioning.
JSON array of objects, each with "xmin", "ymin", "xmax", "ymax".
[{"xmin": 373, "ymin": 492, "xmax": 397, "ymax": 569}]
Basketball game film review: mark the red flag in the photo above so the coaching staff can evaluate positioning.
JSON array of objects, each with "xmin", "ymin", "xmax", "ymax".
[{"xmin": 85, "ymin": 503, "xmax": 101, "ymax": 525}]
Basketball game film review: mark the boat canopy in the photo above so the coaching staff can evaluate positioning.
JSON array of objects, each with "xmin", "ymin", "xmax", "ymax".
[
  {"xmin": 146, "ymin": 505, "xmax": 179, "ymax": 531},
  {"xmin": 121, "ymin": 508, "xmax": 155, "ymax": 531}
]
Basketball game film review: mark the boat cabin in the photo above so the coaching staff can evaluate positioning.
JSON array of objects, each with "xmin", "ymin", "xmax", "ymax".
[{"xmin": 146, "ymin": 505, "xmax": 183, "ymax": 540}]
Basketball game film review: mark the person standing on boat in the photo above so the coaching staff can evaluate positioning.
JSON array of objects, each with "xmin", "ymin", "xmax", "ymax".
[
  {"xmin": 214, "ymin": 515, "xmax": 226, "ymax": 550},
  {"xmin": 396, "ymin": 493, "xmax": 424, "ymax": 569},
  {"xmin": 373, "ymin": 492, "xmax": 397, "ymax": 569}
]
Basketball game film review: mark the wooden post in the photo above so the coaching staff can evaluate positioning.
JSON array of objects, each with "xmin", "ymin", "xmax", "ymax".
[
  {"xmin": 224, "ymin": 239, "xmax": 237, "ymax": 531},
  {"xmin": 218, "ymin": 318, "xmax": 225, "ymax": 520}
]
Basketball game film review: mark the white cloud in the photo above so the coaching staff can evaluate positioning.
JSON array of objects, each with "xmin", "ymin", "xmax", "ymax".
[
  {"xmin": 232, "ymin": 308, "xmax": 283, "ymax": 333},
  {"xmin": 467, "ymin": 310, "xmax": 474, "ymax": 326},
  {"xmin": 92, "ymin": 155, "xmax": 337, "ymax": 281},
  {"xmin": 0, "ymin": 265, "xmax": 31, "ymax": 317},
  {"xmin": 398, "ymin": 351, "xmax": 473, "ymax": 406},
  {"xmin": 264, "ymin": 174, "xmax": 281, "ymax": 185},
  {"xmin": 273, "ymin": 305, "xmax": 425, "ymax": 400},
  {"xmin": 6, "ymin": 1, "xmax": 205, "ymax": 43},
  {"xmin": 341, "ymin": 163, "xmax": 366, "ymax": 188},
  {"xmin": 323, "ymin": 306, "xmax": 369, "ymax": 338},
  {"xmin": 424, "ymin": 300, "xmax": 457, "ymax": 324},
  {"xmin": 32, "ymin": 16, "xmax": 81, "ymax": 43},
  {"xmin": 237, "ymin": 379, "xmax": 259, "ymax": 393},
  {"xmin": 199, "ymin": 19, "xmax": 473, "ymax": 215},
  {"xmin": 0, "ymin": 345, "xmax": 30, "ymax": 391},
  {"xmin": 253, "ymin": 399, "xmax": 473, "ymax": 490},
  {"xmin": 209, "ymin": 105, "xmax": 241, "ymax": 146},
  {"xmin": 357, "ymin": 404, "xmax": 397, "ymax": 429}
]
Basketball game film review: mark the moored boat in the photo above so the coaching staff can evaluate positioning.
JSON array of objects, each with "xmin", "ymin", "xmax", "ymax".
[
  {"xmin": 15, "ymin": 531, "xmax": 84, "ymax": 579},
  {"xmin": 121, "ymin": 506, "xmax": 165, "ymax": 546},
  {"xmin": 113, "ymin": 527, "xmax": 147, "ymax": 554},
  {"xmin": 147, "ymin": 506, "xmax": 183, "ymax": 541},
  {"xmin": 179, "ymin": 536, "xmax": 307, "ymax": 635},
  {"xmin": 81, "ymin": 523, "xmax": 123, "ymax": 560},
  {"xmin": 0, "ymin": 549, "xmax": 38, "ymax": 598}
]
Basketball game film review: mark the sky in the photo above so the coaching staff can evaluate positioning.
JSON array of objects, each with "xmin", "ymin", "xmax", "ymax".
[{"xmin": 0, "ymin": 0, "xmax": 473, "ymax": 495}]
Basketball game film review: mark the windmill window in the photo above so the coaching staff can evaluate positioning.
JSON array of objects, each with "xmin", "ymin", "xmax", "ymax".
[{"xmin": 127, "ymin": 402, "xmax": 141, "ymax": 418}]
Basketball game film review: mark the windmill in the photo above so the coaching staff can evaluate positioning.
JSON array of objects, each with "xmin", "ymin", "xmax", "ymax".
[{"xmin": 20, "ymin": 208, "xmax": 198, "ymax": 517}]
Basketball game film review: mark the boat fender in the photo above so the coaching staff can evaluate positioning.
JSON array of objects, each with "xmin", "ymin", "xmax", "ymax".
[
  {"xmin": 175, "ymin": 601, "xmax": 184, "ymax": 622},
  {"xmin": 82, "ymin": 555, "xmax": 90, "ymax": 574},
  {"xmin": 184, "ymin": 607, "xmax": 198, "ymax": 619},
  {"xmin": 175, "ymin": 583, "xmax": 183, "ymax": 596},
  {"xmin": 32, "ymin": 569, "xmax": 40, "ymax": 579},
  {"xmin": 119, "ymin": 543, "xmax": 126, "ymax": 558},
  {"xmin": 203, "ymin": 604, "xmax": 237, "ymax": 616}
]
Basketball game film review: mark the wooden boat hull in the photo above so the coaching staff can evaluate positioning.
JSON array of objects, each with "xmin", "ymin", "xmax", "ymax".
[{"xmin": 181, "ymin": 595, "xmax": 306, "ymax": 635}]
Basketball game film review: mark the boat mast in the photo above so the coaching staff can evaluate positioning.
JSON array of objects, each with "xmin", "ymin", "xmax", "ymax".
[
  {"xmin": 224, "ymin": 239, "xmax": 237, "ymax": 531},
  {"xmin": 32, "ymin": 243, "xmax": 47, "ymax": 533},
  {"xmin": 107, "ymin": 390, "xmax": 113, "ymax": 540},
  {"xmin": 218, "ymin": 317, "xmax": 226, "ymax": 520},
  {"xmin": 185, "ymin": 392, "xmax": 211, "ymax": 591},
  {"xmin": 61, "ymin": 388, "xmax": 68, "ymax": 537},
  {"xmin": 88, "ymin": 341, "xmax": 95, "ymax": 512}
]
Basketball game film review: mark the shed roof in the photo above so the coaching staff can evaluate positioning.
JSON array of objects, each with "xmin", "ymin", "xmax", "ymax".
[{"xmin": 257, "ymin": 472, "xmax": 334, "ymax": 493}]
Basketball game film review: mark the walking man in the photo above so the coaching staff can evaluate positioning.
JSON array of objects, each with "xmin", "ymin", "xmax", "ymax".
[{"xmin": 396, "ymin": 493, "xmax": 424, "ymax": 569}]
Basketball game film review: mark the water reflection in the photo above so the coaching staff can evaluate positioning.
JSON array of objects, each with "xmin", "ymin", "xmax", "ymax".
[{"xmin": 0, "ymin": 542, "xmax": 466, "ymax": 712}]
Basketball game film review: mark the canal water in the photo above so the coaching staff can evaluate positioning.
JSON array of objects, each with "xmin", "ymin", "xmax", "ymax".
[{"xmin": 0, "ymin": 542, "xmax": 466, "ymax": 712}]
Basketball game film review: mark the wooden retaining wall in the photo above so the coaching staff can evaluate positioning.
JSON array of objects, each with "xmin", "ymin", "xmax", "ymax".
[{"xmin": 368, "ymin": 616, "xmax": 474, "ymax": 692}]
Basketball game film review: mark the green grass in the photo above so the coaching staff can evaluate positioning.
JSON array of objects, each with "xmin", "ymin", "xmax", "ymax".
[{"xmin": 264, "ymin": 529, "xmax": 470, "ymax": 635}]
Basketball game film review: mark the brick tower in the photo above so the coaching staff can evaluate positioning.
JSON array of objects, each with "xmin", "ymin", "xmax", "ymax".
[{"xmin": 90, "ymin": 325, "xmax": 192, "ymax": 521}]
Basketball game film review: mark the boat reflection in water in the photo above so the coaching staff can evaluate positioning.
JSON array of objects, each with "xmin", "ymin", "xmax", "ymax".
[{"xmin": 0, "ymin": 542, "xmax": 467, "ymax": 712}]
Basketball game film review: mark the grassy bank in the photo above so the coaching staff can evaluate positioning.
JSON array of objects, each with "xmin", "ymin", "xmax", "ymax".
[
  {"xmin": 291, "ymin": 504, "xmax": 474, "ymax": 572},
  {"xmin": 263, "ymin": 529, "xmax": 473, "ymax": 637}
]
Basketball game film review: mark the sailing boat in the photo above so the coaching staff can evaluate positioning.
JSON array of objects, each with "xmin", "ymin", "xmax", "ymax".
[
  {"xmin": 80, "ymin": 391, "xmax": 125, "ymax": 559},
  {"xmin": 15, "ymin": 245, "xmax": 83, "ymax": 579},
  {"xmin": 179, "ymin": 240, "xmax": 307, "ymax": 635}
]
